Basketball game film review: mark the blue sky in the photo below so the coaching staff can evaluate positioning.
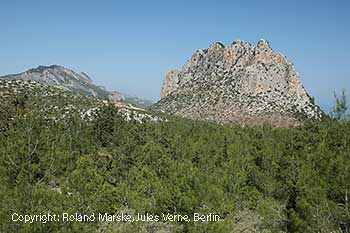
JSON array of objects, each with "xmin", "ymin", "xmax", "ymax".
[{"xmin": 0, "ymin": 0, "xmax": 349, "ymax": 111}]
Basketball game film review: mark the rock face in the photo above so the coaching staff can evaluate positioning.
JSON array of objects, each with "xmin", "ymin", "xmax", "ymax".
[
  {"xmin": 153, "ymin": 39, "xmax": 323, "ymax": 127},
  {"xmin": 0, "ymin": 65, "xmax": 153, "ymax": 107},
  {"xmin": 161, "ymin": 70, "xmax": 181, "ymax": 98}
]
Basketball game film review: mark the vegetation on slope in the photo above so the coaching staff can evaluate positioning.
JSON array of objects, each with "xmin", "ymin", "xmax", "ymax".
[{"xmin": 0, "ymin": 83, "xmax": 349, "ymax": 232}]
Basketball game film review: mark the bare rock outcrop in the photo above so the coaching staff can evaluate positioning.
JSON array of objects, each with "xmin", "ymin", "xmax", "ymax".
[
  {"xmin": 161, "ymin": 70, "xmax": 181, "ymax": 98},
  {"xmin": 152, "ymin": 39, "xmax": 323, "ymax": 127}
]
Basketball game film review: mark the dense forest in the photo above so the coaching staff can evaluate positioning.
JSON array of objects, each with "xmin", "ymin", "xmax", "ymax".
[{"xmin": 0, "ymin": 84, "xmax": 350, "ymax": 232}]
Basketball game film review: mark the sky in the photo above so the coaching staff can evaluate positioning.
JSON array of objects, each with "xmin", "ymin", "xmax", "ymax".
[{"xmin": 0, "ymin": 0, "xmax": 349, "ymax": 111}]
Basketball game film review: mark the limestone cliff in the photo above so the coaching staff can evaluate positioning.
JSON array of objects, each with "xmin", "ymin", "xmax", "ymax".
[{"xmin": 152, "ymin": 39, "xmax": 323, "ymax": 127}]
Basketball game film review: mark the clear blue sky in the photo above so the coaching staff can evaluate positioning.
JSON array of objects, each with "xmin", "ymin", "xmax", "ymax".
[{"xmin": 1, "ymin": 0, "xmax": 349, "ymax": 111}]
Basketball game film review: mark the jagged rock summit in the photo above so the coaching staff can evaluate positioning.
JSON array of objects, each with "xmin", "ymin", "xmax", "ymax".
[{"xmin": 152, "ymin": 39, "xmax": 323, "ymax": 127}]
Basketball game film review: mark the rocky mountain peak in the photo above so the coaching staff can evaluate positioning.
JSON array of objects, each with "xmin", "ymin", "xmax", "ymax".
[
  {"xmin": 153, "ymin": 39, "xmax": 323, "ymax": 127},
  {"xmin": 1, "ymin": 65, "xmax": 105, "ymax": 97},
  {"xmin": 256, "ymin": 39, "xmax": 272, "ymax": 52},
  {"xmin": 0, "ymin": 65, "xmax": 154, "ymax": 108}
]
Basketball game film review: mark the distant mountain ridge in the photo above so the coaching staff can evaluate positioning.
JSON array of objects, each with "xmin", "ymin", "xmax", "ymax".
[
  {"xmin": 151, "ymin": 39, "xmax": 324, "ymax": 127},
  {"xmin": 0, "ymin": 65, "xmax": 153, "ymax": 107}
]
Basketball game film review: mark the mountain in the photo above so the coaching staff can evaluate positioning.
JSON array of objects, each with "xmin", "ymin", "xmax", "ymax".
[
  {"xmin": 151, "ymin": 39, "xmax": 323, "ymax": 127},
  {"xmin": 0, "ymin": 65, "xmax": 153, "ymax": 107}
]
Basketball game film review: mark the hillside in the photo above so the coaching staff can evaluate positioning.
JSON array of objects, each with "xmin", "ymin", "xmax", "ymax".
[
  {"xmin": 0, "ymin": 78, "xmax": 349, "ymax": 232},
  {"xmin": 0, "ymin": 79, "xmax": 162, "ymax": 134},
  {"xmin": 151, "ymin": 39, "xmax": 323, "ymax": 127}
]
